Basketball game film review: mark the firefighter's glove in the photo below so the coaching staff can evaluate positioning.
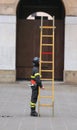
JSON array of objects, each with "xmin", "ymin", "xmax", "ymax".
[{"xmin": 41, "ymin": 86, "xmax": 45, "ymax": 89}]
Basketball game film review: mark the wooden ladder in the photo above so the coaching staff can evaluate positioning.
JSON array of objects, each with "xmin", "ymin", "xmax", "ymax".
[{"xmin": 38, "ymin": 16, "xmax": 55, "ymax": 116}]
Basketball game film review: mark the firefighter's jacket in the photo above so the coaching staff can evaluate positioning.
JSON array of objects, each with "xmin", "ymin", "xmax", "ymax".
[{"xmin": 31, "ymin": 66, "xmax": 42, "ymax": 88}]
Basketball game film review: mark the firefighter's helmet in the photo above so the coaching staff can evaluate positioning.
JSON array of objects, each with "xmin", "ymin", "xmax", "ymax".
[{"xmin": 33, "ymin": 57, "xmax": 39, "ymax": 66}]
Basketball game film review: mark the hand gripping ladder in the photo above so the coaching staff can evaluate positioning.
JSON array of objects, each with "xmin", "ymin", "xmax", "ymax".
[{"xmin": 38, "ymin": 16, "xmax": 56, "ymax": 116}]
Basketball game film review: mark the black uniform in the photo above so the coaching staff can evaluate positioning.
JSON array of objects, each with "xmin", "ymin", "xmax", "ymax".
[{"xmin": 30, "ymin": 57, "xmax": 43, "ymax": 116}]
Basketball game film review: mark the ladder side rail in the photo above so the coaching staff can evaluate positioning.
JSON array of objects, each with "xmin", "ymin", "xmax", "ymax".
[
  {"xmin": 39, "ymin": 16, "xmax": 43, "ymax": 75},
  {"xmin": 38, "ymin": 16, "xmax": 43, "ymax": 116},
  {"xmin": 52, "ymin": 16, "xmax": 55, "ymax": 116},
  {"xmin": 52, "ymin": 16, "xmax": 55, "ymax": 96}
]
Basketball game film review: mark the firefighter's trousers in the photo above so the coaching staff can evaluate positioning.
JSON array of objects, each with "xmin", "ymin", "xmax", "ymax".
[{"xmin": 31, "ymin": 84, "xmax": 39, "ymax": 104}]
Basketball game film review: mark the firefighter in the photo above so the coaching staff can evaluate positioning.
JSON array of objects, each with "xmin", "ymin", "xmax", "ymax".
[{"xmin": 30, "ymin": 57, "xmax": 44, "ymax": 116}]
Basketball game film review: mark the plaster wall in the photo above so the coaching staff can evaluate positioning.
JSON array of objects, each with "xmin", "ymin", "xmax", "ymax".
[
  {"xmin": 64, "ymin": 16, "xmax": 77, "ymax": 83},
  {"xmin": 0, "ymin": 15, "xmax": 16, "ymax": 82}
]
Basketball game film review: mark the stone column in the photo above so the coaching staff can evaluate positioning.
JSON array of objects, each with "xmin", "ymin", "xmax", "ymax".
[
  {"xmin": 0, "ymin": 0, "xmax": 19, "ymax": 82},
  {"xmin": 0, "ymin": 15, "xmax": 16, "ymax": 82},
  {"xmin": 64, "ymin": 16, "xmax": 77, "ymax": 83}
]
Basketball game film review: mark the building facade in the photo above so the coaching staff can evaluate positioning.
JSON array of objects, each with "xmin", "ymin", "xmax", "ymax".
[{"xmin": 0, "ymin": 0, "xmax": 77, "ymax": 83}]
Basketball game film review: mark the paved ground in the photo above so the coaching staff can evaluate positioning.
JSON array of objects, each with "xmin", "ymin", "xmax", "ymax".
[{"xmin": 0, "ymin": 81, "xmax": 77, "ymax": 130}]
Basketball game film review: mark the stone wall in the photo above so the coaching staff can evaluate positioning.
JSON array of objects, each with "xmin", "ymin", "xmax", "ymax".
[
  {"xmin": 0, "ymin": 0, "xmax": 77, "ymax": 16},
  {"xmin": 62, "ymin": 0, "xmax": 77, "ymax": 16},
  {"xmin": 0, "ymin": 0, "xmax": 18, "ymax": 15},
  {"xmin": 0, "ymin": 0, "xmax": 77, "ymax": 83}
]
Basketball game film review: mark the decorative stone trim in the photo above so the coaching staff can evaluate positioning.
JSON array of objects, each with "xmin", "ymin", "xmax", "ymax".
[
  {"xmin": 0, "ymin": 0, "xmax": 19, "ymax": 15},
  {"xmin": 0, "ymin": 70, "xmax": 16, "ymax": 82},
  {"xmin": 64, "ymin": 70, "xmax": 77, "ymax": 84}
]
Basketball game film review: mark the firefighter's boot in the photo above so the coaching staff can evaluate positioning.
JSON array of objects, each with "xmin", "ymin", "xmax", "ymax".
[{"xmin": 30, "ymin": 107, "xmax": 38, "ymax": 117}]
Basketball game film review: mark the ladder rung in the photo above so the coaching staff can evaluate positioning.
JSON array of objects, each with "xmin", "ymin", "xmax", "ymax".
[
  {"xmin": 44, "ymin": 87, "xmax": 54, "ymax": 90},
  {"xmin": 41, "ymin": 61, "xmax": 53, "ymax": 63},
  {"xmin": 42, "ymin": 44, "xmax": 53, "ymax": 46},
  {"xmin": 40, "ymin": 26, "xmax": 56, "ymax": 29},
  {"xmin": 41, "ymin": 78, "xmax": 54, "ymax": 81},
  {"xmin": 41, "ymin": 70, "xmax": 54, "ymax": 72},
  {"xmin": 39, "ymin": 104, "xmax": 53, "ymax": 107},
  {"xmin": 39, "ymin": 96, "xmax": 53, "ymax": 98},
  {"xmin": 42, "ymin": 35, "xmax": 53, "ymax": 37}
]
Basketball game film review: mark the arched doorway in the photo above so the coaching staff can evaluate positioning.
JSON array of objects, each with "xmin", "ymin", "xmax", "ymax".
[{"xmin": 16, "ymin": 0, "xmax": 65, "ymax": 81}]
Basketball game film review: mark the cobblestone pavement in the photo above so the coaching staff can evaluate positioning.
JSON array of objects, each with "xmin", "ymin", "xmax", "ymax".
[{"xmin": 0, "ymin": 81, "xmax": 77, "ymax": 130}]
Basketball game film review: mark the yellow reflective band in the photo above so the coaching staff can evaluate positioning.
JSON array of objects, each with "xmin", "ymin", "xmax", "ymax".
[
  {"xmin": 34, "ymin": 73, "xmax": 40, "ymax": 77},
  {"xmin": 31, "ymin": 106, "xmax": 35, "ymax": 108},
  {"xmin": 30, "ymin": 102, "xmax": 35, "ymax": 105},
  {"xmin": 31, "ymin": 75, "xmax": 35, "ymax": 78},
  {"xmin": 31, "ymin": 73, "xmax": 41, "ymax": 78},
  {"xmin": 30, "ymin": 102, "xmax": 36, "ymax": 107}
]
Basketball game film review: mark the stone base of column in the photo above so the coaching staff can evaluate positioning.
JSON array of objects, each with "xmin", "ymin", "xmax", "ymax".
[
  {"xmin": 0, "ymin": 70, "xmax": 16, "ymax": 82},
  {"xmin": 64, "ymin": 70, "xmax": 77, "ymax": 84}
]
